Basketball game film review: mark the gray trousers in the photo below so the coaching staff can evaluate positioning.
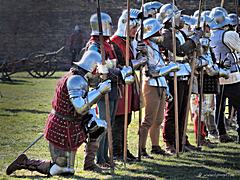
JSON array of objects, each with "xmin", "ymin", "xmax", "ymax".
[{"xmin": 96, "ymin": 99, "xmax": 117, "ymax": 164}]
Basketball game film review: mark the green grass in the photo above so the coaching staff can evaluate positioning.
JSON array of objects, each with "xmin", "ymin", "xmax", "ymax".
[{"xmin": 1, "ymin": 72, "xmax": 240, "ymax": 179}]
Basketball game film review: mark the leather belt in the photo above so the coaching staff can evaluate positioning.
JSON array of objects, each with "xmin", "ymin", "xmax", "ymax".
[{"xmin": 51, "ymin": 109, "xmax": 81, "ymax": 121}]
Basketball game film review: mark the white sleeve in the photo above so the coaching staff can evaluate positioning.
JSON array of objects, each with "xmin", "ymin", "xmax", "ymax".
[{"xmin": 223, "ymin": 31, "xmax": 240, "ymax": 52}]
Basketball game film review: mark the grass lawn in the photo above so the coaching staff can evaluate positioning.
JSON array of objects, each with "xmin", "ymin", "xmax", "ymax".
[{"xmin": 0, "ymin": 72, "xmax": 240, "ymax": 180}]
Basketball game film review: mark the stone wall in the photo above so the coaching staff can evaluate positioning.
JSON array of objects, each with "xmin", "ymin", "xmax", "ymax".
[{"xmin": 0, "ymin": 0, "xmax": 239, "ymax": 65}]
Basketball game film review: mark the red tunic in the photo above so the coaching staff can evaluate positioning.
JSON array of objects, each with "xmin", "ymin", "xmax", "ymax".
[
  {"xmin": 110, "ymin": 35, "xmax": 136, "ymax": 115},
  {"xmin": 87, "ymin": 36, "xmax": 116, "ymax": 59},
  {"xmin": 44, "ymin": 71, "xmax": 87, "ymax": 151}
]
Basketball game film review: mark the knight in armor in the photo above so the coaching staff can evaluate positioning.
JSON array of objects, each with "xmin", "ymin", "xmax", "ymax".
[
  {"xmin": 139, "ymin": 18, "xmax": 179, "ymax": 158},
  {"xmin": 110, "ymin": 9, "xmax": 145, "ymax": 161},
  {"xmin": 6, "ymin": 50, "xmax": 110, "ymax": 176},
  {"xmin": 208, "ymin": 8, "xmax": 240, "ymax": 143},
  {"xmin": 189, "ymin": 10, "xmax": 229, "ymax": 147},
  {"xmin": 158, "ymin": 3, "xmax": 203, "ymax": 154},
  {"xmin": 84, "ymin": 12, "xmax": 134, "ymax": 168}
]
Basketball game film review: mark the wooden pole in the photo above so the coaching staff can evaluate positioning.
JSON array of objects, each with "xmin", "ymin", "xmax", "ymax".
[
  {"xmin": 138, "ymin": 0, "xmax": 144, "ymax": 162},
  {"xmin": 221, "ymin": 0, "xmax": 225, "ymax": 7},
  {"xmin": 96, "ymin": 0, "xmax": 114, "ymax": 173},
  {"xmin": 123, "ymin": 0, "xmax": 131, "ymax": 168},
  {"xmin": 235, "ymin": 0, "xmax": 239, "ymax": 32},
  {"xmin": 172, "ymin": 0, "xmax": 179, "ymax": 157},
  {"xmin": 182, "ymin": 0, "xmax": 203, "ymax": 151}
]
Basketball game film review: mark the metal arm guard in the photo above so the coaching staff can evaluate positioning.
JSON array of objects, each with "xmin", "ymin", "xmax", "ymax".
[
  {"xmin": 196, "ymin": 54, "xmax": 210, "ymax": 68},
  {"xmin": 68, "ymin": 75, "xmax": 110, "ymax": 115},
  {"xmin": 120, "ymin": 66, "xmax": 135, "ymax": 84},
  {"xmin": 131, "ymin": 56, "xmax": 148, "ymax": 70},
  {"xmin": 205, "ymin": 64, "xmax": 230, "ymax": 79},
  {"xmin": 151, "ymin": 62, "xmax": 180, "ymax": 78}
]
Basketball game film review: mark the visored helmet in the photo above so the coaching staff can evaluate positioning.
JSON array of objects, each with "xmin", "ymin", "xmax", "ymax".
[
  {"xmin": 115, "ymin": 9, "xmax": 140, "ymax": 37},
  {"xmin": 74, "ymin": 50, "xmax": 102, "ymax": 72},
  {"xmin": 181, "ymin": 15, "xmax": 197, "ymax": 26},
  {"xmin": 90, "ymin": 12, "xmax": 112, "ymax": 36},
  {"xmin": 211, "ymin": 7, "xmax": 228, "ymax": 16},
  {"xmin": 143, "ymin": 18, "xmax": 164, "ymax": 39},
  {"xmin": 158, "ymin": 3, "xmax": 182, "ymax": 25},
  {"xmin": 209, "ymin": 9, "xmax": 231, "ymax": 29}
]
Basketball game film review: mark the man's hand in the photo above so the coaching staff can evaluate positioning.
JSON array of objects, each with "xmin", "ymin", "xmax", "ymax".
[{"xmin": 97, "ymin": 80, "xmax": 111, "ymax": 94}]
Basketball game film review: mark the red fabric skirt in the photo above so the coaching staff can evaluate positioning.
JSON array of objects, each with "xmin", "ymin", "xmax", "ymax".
[{"xmin": 44, "ymin": 113, "xmax": 87, "ymax": 151}]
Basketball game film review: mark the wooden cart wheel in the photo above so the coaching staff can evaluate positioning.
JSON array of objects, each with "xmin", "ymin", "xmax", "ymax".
[
  {"xmin": 1, "ymin": 62, "xmax": 14, "ymax": 81},
  {"xmin": 46, "ymin": 57, "xmax": 58, "ymax": 77},
  {"xmin": 27, "ymin": 52, "xmax": 50, "ymax": 78}
]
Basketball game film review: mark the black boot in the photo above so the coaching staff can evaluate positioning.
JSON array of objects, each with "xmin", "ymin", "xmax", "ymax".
[
  {"xmin": 151, "ymin": 146, "xmax": 168, "ymax": 155},
  {"xmin": 141, "ymin": 148, "xmax": 154, "ymax": 159},
  {"xmin": 127, "ymin": 149, "xmax": 137, "ymax": 161}
]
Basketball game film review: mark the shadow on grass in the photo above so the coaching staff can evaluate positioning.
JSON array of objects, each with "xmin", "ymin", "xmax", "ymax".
[
  {"xmin": 0, "ymin": 114, "xmax": 12, "ymax": 117},
  {"xmin": 4, "ymin": 108, "xmax": 49, "ymax": 115},
  {"xmin": 44, "ymin": 76, "xmax": 62, "ymax": 79},
  {"xmin": 129, "ymin": 160, "xmax": 239, "ymax": 179},
  {"xmin": 0, "ymin": 79, "xmax": 30, "ymax": 85},
  {"xmin": 10, "ymin": 173, "xmax": 154, "ymax": 180},
  {"xmin": 12, "ymin": 175, "xmax": 98, "ymax": 180}
]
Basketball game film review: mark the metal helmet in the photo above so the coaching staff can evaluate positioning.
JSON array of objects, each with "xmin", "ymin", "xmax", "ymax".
[
  {"xmin": 228, "ymin": 13, "xmax": 238, "ymax": 26},
  {"xmin": 193, "ymin": 10, "xmax": 211, "ymax": 19},
  {"xmin": 181, "ymin": 15, "xmax": 197, "ymax": 26},
  {"xmin": 193, "ymin": 10, "xmax": 199, "ymax": 19},
  {"xmin": 158, "ymin": 3, "xmax": 182, "ymax": 24},
  {"xmin": 143, "ymin": 18, "xmax": 164, "ymax": 39},
  {"xmin": 202, "ymin": 10, "xmax": 211, "ymax": 17},
  {"xmin": 90, "ymin": 12, "xmax": 112, "ymax": 36},
  {"xmin": 115, "ymin": 9, "xmax": 140, "ymax": 37},
  {"xmin": 209, "ymin": 9, "xmax": 231, "ymax": 29},
  {"xmin": 211, "ymin": 7, "xmax": 228, "ymax": 16},
  {"xmin": 74, "ymin": 50, "xmax": 102, "ymax": 72},
  {"xmin": 192, "ymin": 11, "xmax": 212, "ymax": 28},
  {"xmin": 143, "ymin": 1, "xmax": 163, "ymax": 17},
  {"xmin": 201, "ymin": 11, "xmax": 211, "ymax": 24}
]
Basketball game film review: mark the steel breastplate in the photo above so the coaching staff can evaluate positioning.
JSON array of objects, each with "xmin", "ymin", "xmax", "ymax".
[
  {"xmin": 210, "ymin": 30, "xmax": 240, "ymax": 73},
  {"xmin": 145, "ymin": 41, "xmax": 168, "ymax": 87}
]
